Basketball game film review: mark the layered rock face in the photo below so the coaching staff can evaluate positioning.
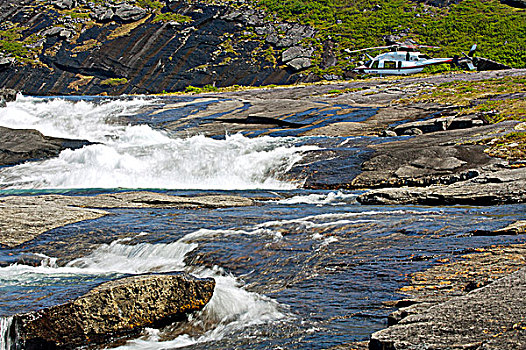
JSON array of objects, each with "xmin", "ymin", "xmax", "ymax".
[
  {"xmin": 0, "ymin": 0, "xmax": 320, "ymax": 95},
  {"xmin": 10, "ymin": 273, "xmax": 215, "ymax": 349}
]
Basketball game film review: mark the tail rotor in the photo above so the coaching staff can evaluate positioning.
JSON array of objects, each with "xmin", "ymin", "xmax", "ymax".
[{"xmin": 451, "ymin": 44, "xmax": 477, "ymax": 71}]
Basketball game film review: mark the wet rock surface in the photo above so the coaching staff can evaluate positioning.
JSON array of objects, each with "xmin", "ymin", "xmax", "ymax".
[
  {"xmin": 0, "ymin": 192, "xmax": 253, "ymax": 247},
  {"xmin": 12, "ymin": 272, "xmax": 215, "ymax": 349},
  {"xmin": 0, "ymin": 126, "xmax": 93, "ymax": 167},
  {"xmin": 357, "ymin": 166, "xmax": 526, "ymax": 205},
  {"xmin": 475, "ymin": 220, "xmax": 526, "ymax": 236},
  {"xmin": 370, "ymin": 244, "xmax": 526, "ymax": 350},
  {"xmin": 170, "ymin": 69, "xmax": 526, "ymax": 137}
]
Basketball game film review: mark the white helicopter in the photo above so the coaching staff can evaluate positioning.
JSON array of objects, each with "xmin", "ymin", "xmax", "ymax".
[{"xmin": 348, "ymin": 43, "xmax": 477, "ymax": 75}]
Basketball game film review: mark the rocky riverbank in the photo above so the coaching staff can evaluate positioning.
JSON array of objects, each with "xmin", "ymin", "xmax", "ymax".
[
  {"xmin": 370, "ymin": 243, "xmax": 526, "ymax": 349},
  {"xmin": 156, "ymin": 69, "xmax": 526, "ymax": 206}
]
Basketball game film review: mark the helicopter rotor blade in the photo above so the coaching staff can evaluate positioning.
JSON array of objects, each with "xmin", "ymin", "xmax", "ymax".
[
  {"xmin": 344, "ymin": 45, "xmax": 396, "ymax": 54},
  {"xmin": 415, "ymin": 45, "xmax": 441, "ymax": 49}
]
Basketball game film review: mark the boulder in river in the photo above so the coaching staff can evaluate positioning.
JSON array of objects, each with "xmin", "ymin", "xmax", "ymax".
[
  {"xmin": 11, "ymin": 272, "xmax": 215, "ymax": 348},
  {"xmin": 0, "ymin": 126, "xmax": 94, "ymax": 167}
]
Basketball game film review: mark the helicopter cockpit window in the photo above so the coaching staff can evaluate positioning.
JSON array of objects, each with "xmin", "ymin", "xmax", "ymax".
[
  {"xmin": 384, "ymin": 61, "xmax": 396, "ymax": 69},
  {"xmin": 371, "ymin": 61, "xmax": 379, "ymax": 69}
]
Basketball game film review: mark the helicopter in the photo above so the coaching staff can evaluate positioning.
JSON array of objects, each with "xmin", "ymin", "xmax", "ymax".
[{"xmin": 348, "ymin": 42, "xmax": 477, "ymax": 75}]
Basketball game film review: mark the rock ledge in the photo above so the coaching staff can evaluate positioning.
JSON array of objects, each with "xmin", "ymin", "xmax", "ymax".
[{"xmin": 370, "ymin": 267, "xmax": 526, "ymax": 349}]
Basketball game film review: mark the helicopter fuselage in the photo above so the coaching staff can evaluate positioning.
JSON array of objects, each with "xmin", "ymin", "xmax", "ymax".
[{"xmin": 353, "ymin": 50, "xmax": 453, "ymax": 75}]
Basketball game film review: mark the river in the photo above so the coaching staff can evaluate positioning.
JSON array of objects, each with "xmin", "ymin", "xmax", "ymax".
[{"xmin": 0, "ymin": 96, "xmax": 524, "ymax": 349}]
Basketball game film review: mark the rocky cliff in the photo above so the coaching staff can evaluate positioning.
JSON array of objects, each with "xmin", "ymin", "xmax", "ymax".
[
  {"xmin": 1, "ymin": 0, "xmax": 523, "ymax": 95},
  {"xmin": 0, "ymin": 0, "xmax": 323, "ymax": 95}
]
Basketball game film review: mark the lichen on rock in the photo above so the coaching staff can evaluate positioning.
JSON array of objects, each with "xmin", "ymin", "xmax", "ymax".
[{"xmin": 11, "ymin": 273, "xmax": 216, "ymax": 348}]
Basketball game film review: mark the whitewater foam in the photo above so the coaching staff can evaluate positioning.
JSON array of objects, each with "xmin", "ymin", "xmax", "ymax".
[
  {"xmin": 0, "ymin": 317, "xmax": 13, "ymax": 350},
  {"xmin": 0, "ymin": 231, "xmax": 285, "ymax": 350},
  {"xmin": 276, "ymin": 191, "xmax": 357, "ymax": 206},
  {"xmin": 0, "ymin": 96, "xmax": 153, "ymax": 141},
  {"xmin": 0, "ymin": 97, "xmax": 315, "ymax": 190}
]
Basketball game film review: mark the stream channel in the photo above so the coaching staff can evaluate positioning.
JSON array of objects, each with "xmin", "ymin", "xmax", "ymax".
[{"xmin": 0, "ymin": 95, "xmax": 525, "ymax": 349}]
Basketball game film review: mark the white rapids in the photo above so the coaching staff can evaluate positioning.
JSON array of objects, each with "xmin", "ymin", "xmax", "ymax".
[
  {"xmin": 0, "ymin": 96, "xmax": 315, "ymax": 190},
  {"xmin": 0, "ymin": 231, "xmax": 285, "ymax": 349},
  {"xmin": 0, "ymin": 317, "xmax": 13, "ymax": 350}
]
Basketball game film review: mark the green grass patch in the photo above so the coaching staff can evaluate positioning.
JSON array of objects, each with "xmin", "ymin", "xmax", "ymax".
[
  {"xmin": 62, "ymin": 9, "xmax": 91, "ymax": 19},
  {"xmin": 100, "ymin": 77, "xmax": 128, "ymax": 86},
  {"xmin": 134, "ymin": 0, "xmax": 164, "ymax": 11},
  {"xmin": 254, "ymin": 0, "xmax": 526, "ymax": 70},
  {"xmin": 184, "ymin": 84, "xmax": 219, "ymax": 93},
  {"xmin": 0, "ymin": 26, "xmax": 42, "ymax": 63},
  {"xmin": 152, "ymin": 13, "xmax": 192, "ymax": 23},
  {"xmin": 0, "ymin": 40, "xmax": 28, "ymax": 57},
  {"xmin": 475, "ymin": 130, "xmax": 526, "ymax": 162},
  {"xmin": 409, "ymin": 76, "xmax": 526, "ymax": 107}
]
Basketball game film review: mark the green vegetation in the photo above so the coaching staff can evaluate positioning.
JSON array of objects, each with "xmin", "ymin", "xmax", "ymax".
[
  {"xmin": 470, "ymin": 99, "xmax": 526, "ymax": 123},
  {"xmin": 475, "ymin": 130, "xmax": 526, "ymax": 162},
  {"xmin": 0, "ymin": 40, "xmax": 28, "ymax": 58},
  {"xmin": 219, "ymin": 38, "xmax": 237, "ymax": 55},
  {"xmin": 408, "ymin": 76, "xmax": 526, "ymax": 120},
  {"xmin": 261, "ymin": 47, "xmax": 278, "ymax": 67},
  {"xmin": 326, "ymin": 87, "xmax": 362, "ymax": 95},
  {"xmin": 407, "ymin": 75, "xmax": 526, "ymax": 161},
  {"xmin": 62, "ymin": 9, "xmax": 91, "ymax": 19},
  {"xmin": 184, "ymin": 84, "xmax": 219, "ymax": 93},
  {"xmin": 0, "ymin": 25, "xmax": 43, "ymax": 65},
  {"xmin": 422, "ymin": 63, "xmax": 455, "ymax": 74},
  {"xmin": 135, "ymin": 0, "xmax": 164, "ymax": 11},
  {"xmin": 100, "ymin": 78, "xmax": 128, "ymax": 86},
  {"xmin": 152, "ymin": 12, "xmax": 192, "ymax": 23},
  {"xmin": 254, "ymin": 0, "xmax": 526, "ymax": 70},
  {"xmin": 0, "ymin": 27, "xmax": 28, "ymax": 57}
]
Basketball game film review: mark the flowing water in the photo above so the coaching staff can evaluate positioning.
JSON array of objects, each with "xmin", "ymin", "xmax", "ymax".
[{"xmin": 0, "ymin": 96, "xmax": 525, "ymax": 349}]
